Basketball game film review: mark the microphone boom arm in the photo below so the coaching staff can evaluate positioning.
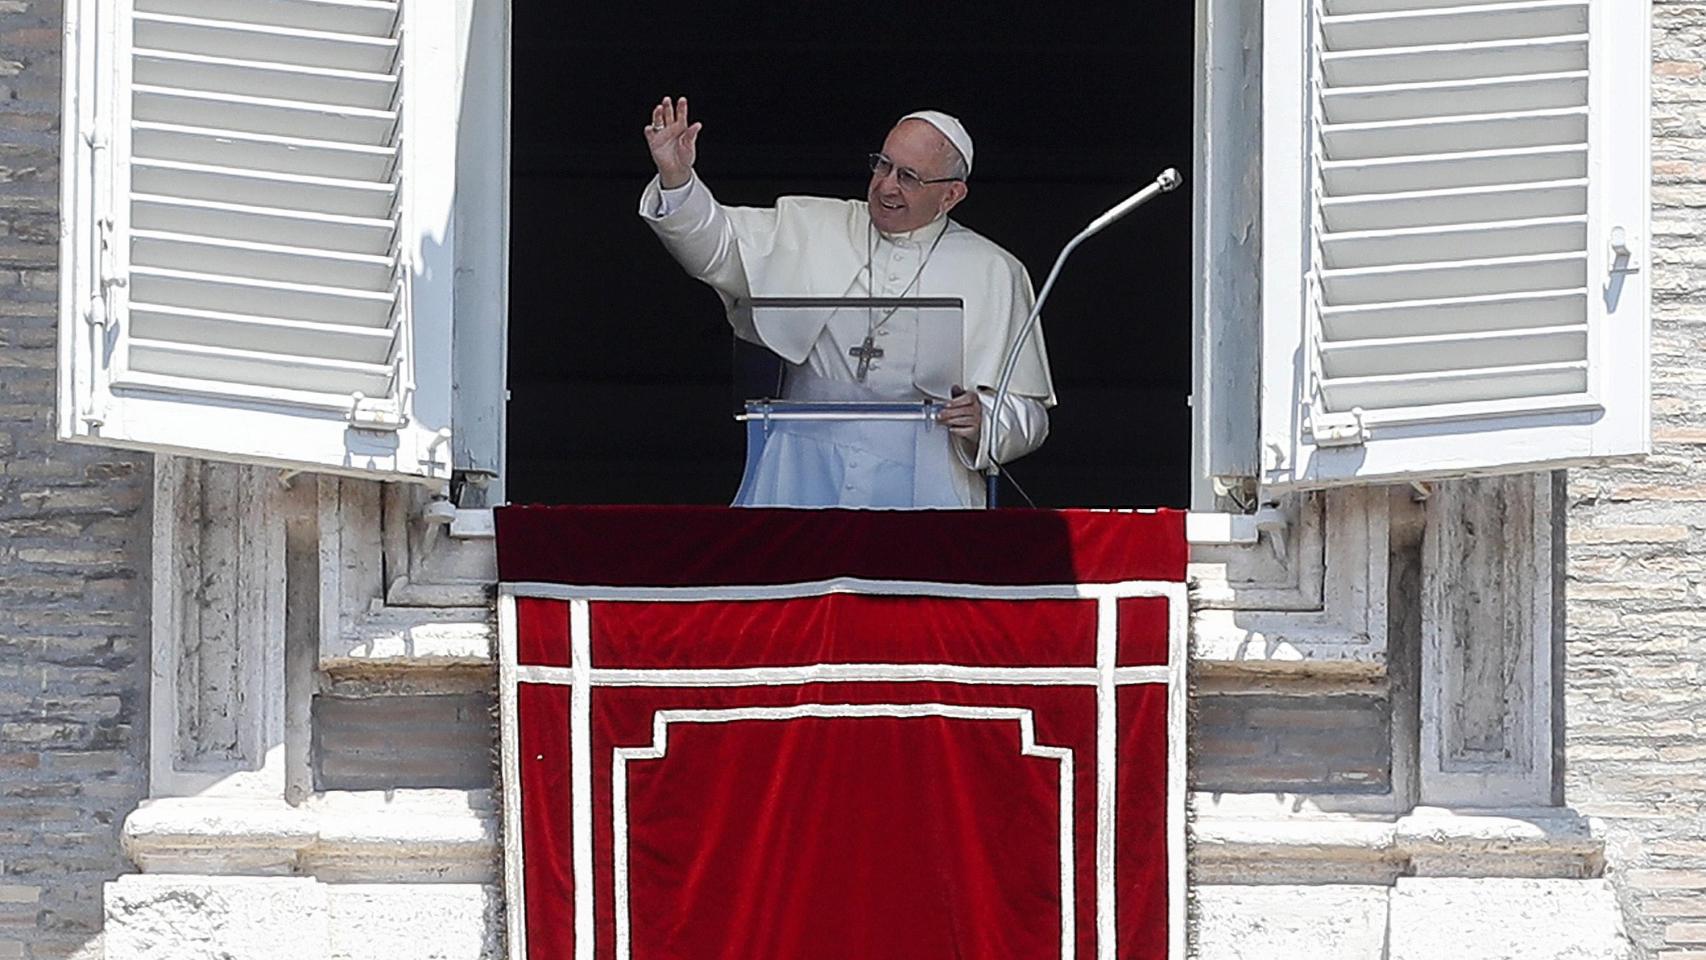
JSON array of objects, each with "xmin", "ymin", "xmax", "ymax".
[{"xmin": 984, "ymin": 167, "xmax": 1182, "ymax": 507}]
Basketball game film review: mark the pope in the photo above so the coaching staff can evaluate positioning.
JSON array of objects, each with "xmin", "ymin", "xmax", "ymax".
[{"xmin": 640, "ymin": 96, "xmax": 1055, "ymax": 508}]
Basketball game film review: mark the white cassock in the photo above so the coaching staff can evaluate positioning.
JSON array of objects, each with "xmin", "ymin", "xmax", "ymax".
[{"xmin": 641, "ymin": 174, "xmax": 1055, "ymax": 508}]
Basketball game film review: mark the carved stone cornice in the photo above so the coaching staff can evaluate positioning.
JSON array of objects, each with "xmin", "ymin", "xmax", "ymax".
[{"xmin": 1189, "ymin": 488, "xmax": 1391, "ymax": 674}]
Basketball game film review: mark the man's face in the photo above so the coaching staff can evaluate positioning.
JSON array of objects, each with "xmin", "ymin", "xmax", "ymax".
[{"xmin": 867, "ymin": 119, "xmax": 969, "ymax": 235}]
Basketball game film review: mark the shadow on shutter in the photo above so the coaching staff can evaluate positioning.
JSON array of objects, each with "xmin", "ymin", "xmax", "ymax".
[{"xmin": 1260, "ymin": 0, "xmax": 1650, "ymax": 490}]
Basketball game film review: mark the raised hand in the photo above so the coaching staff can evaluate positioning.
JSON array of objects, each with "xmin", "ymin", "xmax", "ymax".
[{"xmin": 644, "ymin": 96, "xmax": 701, "ymax": 190}]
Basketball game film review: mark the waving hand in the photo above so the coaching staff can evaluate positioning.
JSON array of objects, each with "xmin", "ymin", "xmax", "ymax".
[{"xmin": 644, "ymin": 96, "xmax": 701, "ymax": 190}]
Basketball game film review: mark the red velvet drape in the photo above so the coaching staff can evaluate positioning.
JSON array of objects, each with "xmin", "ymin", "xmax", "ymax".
[{"xmin": 503, "ymin": 507, "xmax": 1183, "ymax": 960}]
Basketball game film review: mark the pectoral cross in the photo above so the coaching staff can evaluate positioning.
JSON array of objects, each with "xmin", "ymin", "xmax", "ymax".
[{"xmin": 849, "ymin": 334, "xmax": 884, "ymax": 382}]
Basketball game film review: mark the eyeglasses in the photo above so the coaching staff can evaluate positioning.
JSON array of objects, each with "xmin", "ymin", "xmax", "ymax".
[{"xmin": 868, "ymin": 153, "xmax": 963, "ymax": 192}]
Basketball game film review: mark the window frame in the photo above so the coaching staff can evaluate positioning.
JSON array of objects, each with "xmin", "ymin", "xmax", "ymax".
[
  {"xmin": 1191, "ymin": 0, "xmax": 1265, "ymax": 511},
  {"xmin": 448, "ymin": 0, "xmax": 510, "ymax": 505},
  {"xmin": 57, "ymin": 0, "xmax": 1649, "ymax": 507}
]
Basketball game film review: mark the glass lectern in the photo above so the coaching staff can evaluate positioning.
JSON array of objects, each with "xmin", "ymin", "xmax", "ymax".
[{"xmin": 730, "ymin": 297, "xmax": 967, "ymax": 509}]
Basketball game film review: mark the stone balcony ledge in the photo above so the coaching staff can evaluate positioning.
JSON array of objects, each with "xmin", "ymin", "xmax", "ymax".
[
  {"xmin": 122, "ymin": 789, "xmax": 499, "ymax": 882},
  {"xmin": 1192, "ymin": 804, "xmax": 1605, "ymax": 885},
  {"xmin": 124, "ymin": 789, "xmax": 1601, "ymax": 891}
]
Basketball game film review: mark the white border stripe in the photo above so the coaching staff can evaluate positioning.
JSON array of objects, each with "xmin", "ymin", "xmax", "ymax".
[
  {"xmin": 610, "ymin": 705, "xmax": 1076, "ymax": 960},
  {"xmin": 1115, "ymin": 665, "xmax": 1170, "ymax": 685},
  {"xmin": 504, "ymin": 577, "xmax": 1178, "ymax": 603},
  {"xmin": 1167, "ymin": 582, "xmax": 1189, "ymax": 960},
  {"xmin": 512, "ymin": 663, "xmax": 1172, "ymax": 688},
  {"xmin": 1051, "ymin": 727, "xmax": 1077, "ymax": 960},
  {"xmin": 1095, "ymin": 596, "xmax": 1117, "ymax": 960},
  {"xmin": 497, "ymin": 592, "xmax": 527, "ymax": 960},
  {"xmin": 570, "ymin": 599, "xmax": 593, "ymax": 960}
]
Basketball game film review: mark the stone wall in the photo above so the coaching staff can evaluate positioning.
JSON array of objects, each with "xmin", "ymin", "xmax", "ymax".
[
  {"xmin": 1565, "ymin": 2, "xmax": 1706, "ymax": 956},
  {"xmin": 0, "ymin": 0, "xmax": 153, "ymax": 956}
]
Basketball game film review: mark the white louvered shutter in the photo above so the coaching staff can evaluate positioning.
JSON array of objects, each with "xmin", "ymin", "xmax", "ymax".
[
  {"xmin": 1259, "ymin": 0, "xmax": 1649, "ymax": 490},
  {"xmin": 58, "ymin": 0, "xmax": 457, "ymax": 480}
]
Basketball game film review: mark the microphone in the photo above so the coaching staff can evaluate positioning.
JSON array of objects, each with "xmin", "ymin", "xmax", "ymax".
[
  {"xmin": 984, "ymin": 167, "xmax": 1184, "ymax": 507},
  {"xmin": 1081, "ymin": 167, "xmax": 1183, "ymax": 238}
]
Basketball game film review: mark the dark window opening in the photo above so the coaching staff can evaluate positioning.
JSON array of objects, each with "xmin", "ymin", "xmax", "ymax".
[{"xmin": 508, "ymin": 3, "xmax": 1194, "ymax": 508}]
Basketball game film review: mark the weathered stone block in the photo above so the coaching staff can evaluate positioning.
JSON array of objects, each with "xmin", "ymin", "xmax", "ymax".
[
  {"xmin": 1573, "ymin": 524, "xmax": 1694, "ymax": 544},
  {"xmin": 1193, "ymin": 885, "xmax": 1388, "ymax": 959},
  {"xmin": 1668, "ymin": 921, "xmax": 1706, "ymax": 945},
  {"xmin": 104, "ymin": 876, "xmax": 329, "ymax": 960},
  {"xmin": 325, "ymin": 884, "xmax": 499, "ymax": 960},
  {"xmin": 1388, "ymin": 878, "xmax": 1632, "ymax": 960}
]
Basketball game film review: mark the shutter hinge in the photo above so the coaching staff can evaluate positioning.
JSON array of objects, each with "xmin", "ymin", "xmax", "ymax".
[
  {"xmin": 1609, "ymin": 226, "xmax": 1642, "ymax": 276},
  {"xmin": 81, "ymin": 215, "xmax": 123, "ymax": 428},
  {"xmin": 86, "ymin": 217, "xmax": 127, "ymax": 327},
  {"xmin": 96, "ymin": 216, "xmax": 127, "ymax": 303},
  {"xmin": 347, "ymin": 392, "xmax": 408, "ymax": 431},
  {"xmin": 1309, "ymin": 407, "xmax": 1368, "ymax": 448}
]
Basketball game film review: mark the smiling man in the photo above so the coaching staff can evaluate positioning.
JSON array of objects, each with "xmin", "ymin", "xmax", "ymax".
[{"xmin": 639, "ymin": 97, "xmax": 1055, "ymax": 508}]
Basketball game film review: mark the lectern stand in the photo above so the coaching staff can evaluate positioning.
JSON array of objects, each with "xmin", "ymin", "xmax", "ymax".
[{"xmin": 729, "ymin": 297, "xmax": 966, "ymax": 509}]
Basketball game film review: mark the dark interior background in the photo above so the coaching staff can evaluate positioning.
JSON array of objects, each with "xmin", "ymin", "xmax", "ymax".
[{"xmin": 508, "ymin": 2, "xmax": 1194, "ymax": 508}]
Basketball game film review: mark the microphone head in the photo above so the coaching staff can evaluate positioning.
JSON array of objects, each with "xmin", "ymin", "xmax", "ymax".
[{"xmin": 1157, "ymin": 168, "xmax": 1183, "ymax": 192}]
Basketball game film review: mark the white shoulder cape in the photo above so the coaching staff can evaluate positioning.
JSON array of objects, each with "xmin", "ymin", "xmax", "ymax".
[{"xmin": 642, "ymin": 176, "xmax": 1056, "ymax": 405}]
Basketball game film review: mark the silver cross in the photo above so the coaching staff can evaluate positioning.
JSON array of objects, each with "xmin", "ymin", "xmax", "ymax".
[{"xmin": 849, "ymin": 334, "xmax": 885, "ymax": 382}]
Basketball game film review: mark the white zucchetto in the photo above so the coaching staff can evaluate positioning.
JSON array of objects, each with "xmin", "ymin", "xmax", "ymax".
[{"xmin": 899, "ymin": 110, "xmax": 973, "ymax": 177}]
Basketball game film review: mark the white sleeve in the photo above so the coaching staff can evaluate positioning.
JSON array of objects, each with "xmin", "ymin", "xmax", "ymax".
[
  {"xmin": 954, "ymin": 391, "xmax": 1051, "ymax": 471},
  {"xmin": 647, "ymin": 181, "xmax": 695, "ymax": 219},
  {"xmin": 636, "ymin": 173, "xmax": 752, "ymax": 304}
]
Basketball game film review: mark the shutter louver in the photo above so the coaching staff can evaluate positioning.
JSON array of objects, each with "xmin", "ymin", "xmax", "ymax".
[
  {"xmin": 1260, "ymin": 0, "xmax": 1649, "ymax": 489},
  {"xmin": 1312, "ymin": 0, "xmax": 1591, "ymax": 427},
  {"xmin": 124, "ymin": 0, "xmax": 406, "ymax": 414},
  {"xmin": 59, "ymin": 0, "xmax": 456, "ymax": 480}
]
